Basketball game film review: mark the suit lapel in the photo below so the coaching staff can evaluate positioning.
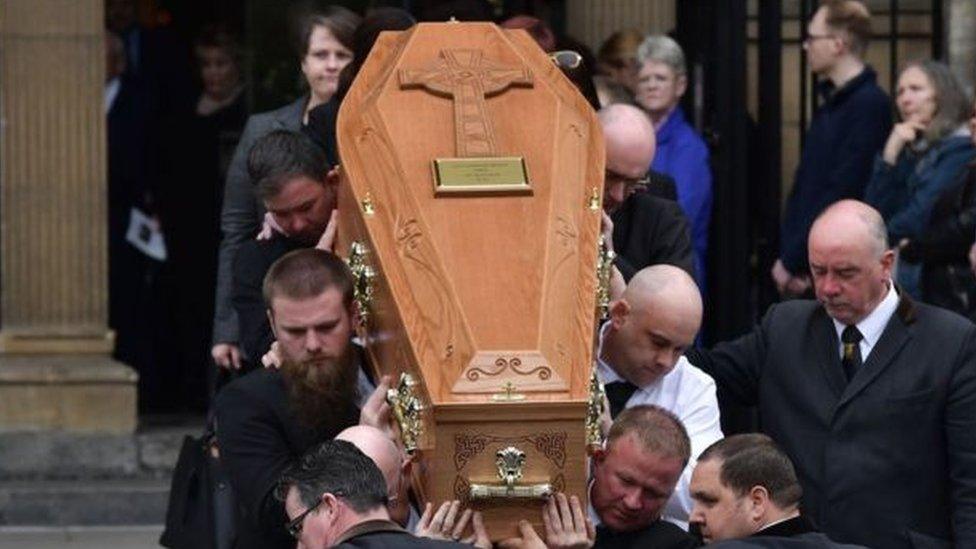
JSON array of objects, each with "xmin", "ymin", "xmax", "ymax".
[
  {"xmin": 834, "ymin": 295, "xmax": 915, "ymax": 412},
  {"xmin": 811, "ymin": 308, "xmax": 846, "ymax": 399}
]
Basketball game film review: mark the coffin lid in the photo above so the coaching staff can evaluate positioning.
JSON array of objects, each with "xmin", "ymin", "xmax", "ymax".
[{"xmin": 336, "ymin": 22, "xmax": 604, "ymax": 404}]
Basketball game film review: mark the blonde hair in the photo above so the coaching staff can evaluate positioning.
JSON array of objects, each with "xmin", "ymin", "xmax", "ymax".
[{"xmin": 821, "ymin": 0, "xmax": 872, "ymax": 56}]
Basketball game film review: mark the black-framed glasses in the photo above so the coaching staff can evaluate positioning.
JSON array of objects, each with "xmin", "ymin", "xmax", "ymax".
[
  {"xmin": 286, "ymin": 497, "xmax": 323, "ymax": 539},
  {"xmin": 549, "ymin": 50, "xmax": 582, "ymax": 70},
  {"xmin": 605, "ymin": 169, "xmax": 650, "ymax": 195},
  {"xmin": 286, "ymin": 490, "xmax": 346, "ymax": 539}
]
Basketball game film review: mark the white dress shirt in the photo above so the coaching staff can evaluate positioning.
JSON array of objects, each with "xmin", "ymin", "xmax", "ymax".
[
  {"xmin": 830, "ymin": 282, "xmax": 899, "ymax": 364},
  {"xmin": 596, "ymin": 325, "xmax": 724, "ymax": 529}
]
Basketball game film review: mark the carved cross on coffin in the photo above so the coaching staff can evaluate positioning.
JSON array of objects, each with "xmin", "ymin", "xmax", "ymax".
[{"xmin": 399, "ymin": 49, "xmax": 533, "ymax": 157}]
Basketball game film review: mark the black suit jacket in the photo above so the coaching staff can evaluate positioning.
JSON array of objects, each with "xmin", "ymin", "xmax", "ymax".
[
  {"xmin": 646, "ymin": 169, "xmax": 679, "ymax": 201},
  {"xmin": 710, "ymin": 533, "xmax": 866, "ymax": 549},
  {"xmin": 215, "ymin": 369, "xmax": 359, "ymax": 549},
  {"xmin": 231, "ymin": 235, "xmax": 303, "ymax": 370},
  {"xmin": 686, "ymin": 296, "xmax": 976, "ymax": 549},
  {"xmin": 708, "ymin": 516, "xmax": 867, "ymax": 548},
  {"xmin": 594, "ymin": 520, "xmax": 700, "ymax": 549},
  {"xmin": 611, "ymin": 192, "xmax": 695, "ymax": 281}
]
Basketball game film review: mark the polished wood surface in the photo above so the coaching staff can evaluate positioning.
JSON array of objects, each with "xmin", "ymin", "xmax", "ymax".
[{"xmin": 336, "ymin": 22, "xmax": 604, "ymax": 538}]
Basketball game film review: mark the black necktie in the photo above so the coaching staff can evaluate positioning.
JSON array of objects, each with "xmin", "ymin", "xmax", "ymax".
[
  {"xmin": 841, "ymin": 325, "xmax": 863, "ymax": 381},
  {"xmin": 604, "ymin": 380, "xmax": 639, "ymax": 418}
]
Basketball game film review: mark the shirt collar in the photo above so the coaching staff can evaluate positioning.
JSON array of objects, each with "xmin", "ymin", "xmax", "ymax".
[{"xmin": 831, "ymin": 282, "xmax": 899, "ymax": 347}]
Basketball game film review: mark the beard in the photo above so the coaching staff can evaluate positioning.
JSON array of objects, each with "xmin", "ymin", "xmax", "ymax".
[{"xmin": 281, "ymin": 348, "xmax": 360, "ymax": 438}]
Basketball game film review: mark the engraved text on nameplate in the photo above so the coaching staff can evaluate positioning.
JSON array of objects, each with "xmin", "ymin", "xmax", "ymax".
[{"xmin": 432, "ymin": 157, "xmax": 530, "ymax": 194}]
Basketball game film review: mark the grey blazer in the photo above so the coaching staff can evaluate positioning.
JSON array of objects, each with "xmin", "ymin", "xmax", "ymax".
[
  {"xmin": 212, "ymin": 97, "xmax": 306, "ymax": 346},
  {"xmin": 687, "ymin": 295, "xmax": 976, "ymax": 549}
]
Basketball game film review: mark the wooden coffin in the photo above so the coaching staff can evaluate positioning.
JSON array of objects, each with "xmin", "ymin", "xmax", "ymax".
[{"xmin": 335, "ymin": 21, "xmax": 605, "ymax": 540}]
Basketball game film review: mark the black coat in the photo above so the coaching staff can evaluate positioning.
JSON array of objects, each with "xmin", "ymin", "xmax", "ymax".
[
  {"xmin": 708, "ymin": 516, "xmax": 867, "ymax": 548},
  {"xmin": 900, "ymin": 165, "xmax": 976, "ymax": 319},
  {"xmin": 594, "ymin": 520, "xmax": 700, "ymax": 549},
  {"xmin": 215, "ymin": 369, "xmax": 359, "ymax": 549},
  {"xmin": 686, "ymin": 296, "xmax": 976, "ymax": 548},
  {"xmin": 231, "ymin": 235, "xmax": 303, "ymax": 370},
  {"xmin": 611, "ymin": 192, "xmax": 695, "ymax": 281}
]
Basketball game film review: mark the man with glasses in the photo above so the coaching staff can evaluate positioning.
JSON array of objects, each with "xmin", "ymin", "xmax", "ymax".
[
  {"xmin": 599, "ymin": 103, "xmax": 694, "ymax": 283},
  {"xmin": 773, "ymin": 0, "xmax": 891, "ymax": 298},
  {"xmin": 279, "ymin": 439, "xmax": 471, "ymax": 549}
]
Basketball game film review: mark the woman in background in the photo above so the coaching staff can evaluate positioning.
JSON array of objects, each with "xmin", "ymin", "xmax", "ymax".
[
  {"xmin": 898, "ymin": 97, "xmax": 976, "ymax": 318},
  {"xmin": 596, "ymin": 29, "xmax": 643, "ymax": 98},
  {"xmin": 865, "ymin": 60, "xmax": 974, "ymax": 297},
  {"xmin": 211, "ymin": 6, "xmax": 360, "ymax": 373},
  {"xmin": 634, "ymin": 34, "xmax": 712, "ymax": 293}
]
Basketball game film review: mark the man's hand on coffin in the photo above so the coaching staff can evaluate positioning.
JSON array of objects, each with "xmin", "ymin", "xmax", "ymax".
[
  {"xmin": 542, "ymin": 493, "xmax": 595, "ymax": 549},
  {"xmin": 359, "ymin": 375, "xmax": 394, "ymax": 437},
  {"xmin": 498, "ymin": 494, "xmax": 594, "ymax": 549},
  {"xmin": 211, "ymin": 343, "xmax": 242, "ymax": 370},
  {"xmin": 261, "ymin": 341, "xmax": 282, "ymax": 369},
  {"xmin": 315, "ymin": 209, "xmax": 338, "ymax": 252},
  {"xmin": 415, "ymin": 501, "xmax": 491, "ymax": 548},
  {"xmin": 498, "ymin": 519, "xmax": 546, "ymax": 549}
]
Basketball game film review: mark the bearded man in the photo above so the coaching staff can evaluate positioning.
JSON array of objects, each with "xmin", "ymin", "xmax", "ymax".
[{"xmin": 215, "ymin": 249, "xmax": 388, "ymax": 549}]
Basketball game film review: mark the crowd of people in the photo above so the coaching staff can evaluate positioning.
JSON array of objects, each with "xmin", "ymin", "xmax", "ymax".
[{"xmin": 102, "ymin": 0, "xmax": 976, "ymax": 547}]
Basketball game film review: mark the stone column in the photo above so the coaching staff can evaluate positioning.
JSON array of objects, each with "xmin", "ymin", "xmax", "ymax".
[
  {"xmin": 0, "ymin": 0, "xmax": 137, "ymax": 433},
  {"xmin": 947, "ymin": 0, "xmax": 976, "ymax": 92},
  {"xmin": 565, "ymin": 0, "xmax": 675, "ymax": 53}
]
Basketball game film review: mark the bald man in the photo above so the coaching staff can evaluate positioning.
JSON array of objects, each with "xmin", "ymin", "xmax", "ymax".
[
  {"xmin": 599, "ymin": 104, "xmax": 694, "ymax": 281},
  {"xmin": 336, "ymin": 426, "xmax": 412, "ymax": 527},
  {"xmin": 336, "ymin": 426, "xmax": 490, "ymax": 547},
  {"xmin": 687, "ymin": 200, "xmax": 976, "ymax": 548},
  {"xmin": 597, "ymin": 264, "xmax": 722, "ymax": 527}
]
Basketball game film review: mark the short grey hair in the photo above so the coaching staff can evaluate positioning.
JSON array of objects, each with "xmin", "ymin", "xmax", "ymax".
[{"xmin": 636, "ymin": 35, "xmax": 686, "ymax": 77}]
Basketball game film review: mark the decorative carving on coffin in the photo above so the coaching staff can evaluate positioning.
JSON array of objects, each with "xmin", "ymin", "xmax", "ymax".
[
  {"xmin": 399, "ymin": 49, "xmax": 533, "ymax": 158},
  {"xmin": 465, "ymin": 357, "xmax": 552, "ymax": 382},
  {"xmin": 454, "ymin": 432, "xmax": 567, "ymax": 470},
  {"xmin": 351, "ymin": 111, "xmax": 476, "ymax": 396},
  {"xmin": 452, "ymin": 432, "xmax": 568, "ymax": 505},
  {"xmin": 454, "ymin": 351, "xmax": 567, "ymax": 394}
]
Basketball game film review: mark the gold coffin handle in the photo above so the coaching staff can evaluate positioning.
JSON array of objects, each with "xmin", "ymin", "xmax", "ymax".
[
  {"xmin": 345, "ymin": 241, "xmax": 375, "ymax": 329},
  {"xmin": 386, "ymin": 373, "xmax": 424, "ymax": 455},
  {"xmin": 468, "ymin": 446, "xmax": 552, "ymax": 501},
  {"xmin": 469, "ymin": 482, "xmax": 553, "ymax": 500}
]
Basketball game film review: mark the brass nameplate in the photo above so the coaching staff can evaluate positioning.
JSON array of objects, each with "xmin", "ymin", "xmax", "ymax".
[{"xmin": 432, "ymin": 157, "xmax": 531, "ymax": 195}]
